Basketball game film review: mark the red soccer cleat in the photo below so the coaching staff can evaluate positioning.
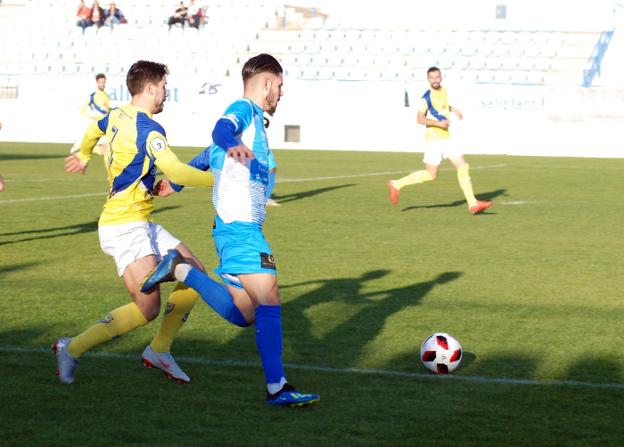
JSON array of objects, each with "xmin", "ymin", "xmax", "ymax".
[
  {"xmin": 469, "ymin": 200, "xmax": 492, "ymax": 215},
  {"xmin": 387, "ymin": 181, "xmax": 400, "ymax": 205}
]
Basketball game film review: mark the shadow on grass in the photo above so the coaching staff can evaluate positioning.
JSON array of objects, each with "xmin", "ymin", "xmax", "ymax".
[
  {"xmin": 0, "ymin": 153, "xmax": 65, "ymax": 161},
  {"xmin": 0, "ymin": 206, "xmax": 180, "ymax": 246},
  {"xmin": 401, "ymin": 188, "xmax": 508, "ymax": 212},
  {"xmin": 0, "ymin": 261, "xmax": 44, "ymax": 277},
  {"xmin": 275, "ymin": 270, "xmax": 463, "ymax": 367},
  {"xmin": 0, "ymin": 221, "xmax": 99, "ymax": 246},
  {"xmin": 272, "ymin": 183, "xmax": 356, "ymax": 204}
]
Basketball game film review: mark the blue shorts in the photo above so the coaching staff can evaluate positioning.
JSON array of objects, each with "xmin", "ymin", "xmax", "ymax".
[{"xmin": 212, "ymin": 215, "xmax": 277, "ymax": 289}]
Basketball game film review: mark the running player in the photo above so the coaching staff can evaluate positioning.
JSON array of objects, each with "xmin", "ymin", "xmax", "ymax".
[
  {"xmin": 70, "ymin": 73, "xmax": 110, "ymax": 156},
  {"xmin": 387, "ymin": 67, "xmax": 492, "ymax": 214},
  {"xmin": 142, "ymin": 54, "xmax": 320, "ymax": 407},
  {"xmin": 53, "ymin": 60, "xmax": 214, "ymax": 385}
]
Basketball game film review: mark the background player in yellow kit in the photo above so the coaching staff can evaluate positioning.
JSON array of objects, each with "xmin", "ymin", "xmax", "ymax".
[
  {"xmin": 54, "ymin": 60, "xmax": 213, "ymax": 385},
  {"xmin": 387, "ymin": 67, "xmax": 492, "ymax": 215},
  {"xmin": 70, "ymin": 73, "xmax": 111, "ymax": 156}
]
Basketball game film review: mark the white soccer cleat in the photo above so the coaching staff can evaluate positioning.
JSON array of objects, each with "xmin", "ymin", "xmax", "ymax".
[
  {"xmin": 266, "ymin": 199, "xmax": 281, "ymax": 207},
  {"xmin": 69, "ymin": 143, "xmax": 81, "ymax": 154},
  {"xmin": 52, "ymin": 337, "xmax": 78, "ymax": 384},
  {"xmin": 141, "ymin": 345, "xmax": 190, "ymax": 384}
]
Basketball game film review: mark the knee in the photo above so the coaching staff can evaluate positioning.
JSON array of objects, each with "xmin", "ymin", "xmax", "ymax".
[
  {"xmin": 132, "ymin": 294, "xmax": 160, "ymax": 321},
  {"xmin": 141, "ymin": 306, "xmax": 160, "ymax": 322}
]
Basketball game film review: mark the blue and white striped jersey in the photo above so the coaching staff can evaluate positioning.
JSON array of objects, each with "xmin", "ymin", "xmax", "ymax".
[
  {"xmin": 211, "ymin": 98, "xmax": 271, "ymax": 226},
  {"xmin": 175, "ymin": 98, "xmax": 271, "ymax": 226}
]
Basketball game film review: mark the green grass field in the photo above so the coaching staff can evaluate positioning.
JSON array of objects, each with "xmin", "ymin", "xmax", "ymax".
[{"xmin": 1, "ymin": 142, "xmax": 623, "ymax": 446}]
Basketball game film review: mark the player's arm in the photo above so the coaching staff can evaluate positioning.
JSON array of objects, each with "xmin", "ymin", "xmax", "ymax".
[
  {"xmin": 64, "ymin": 115, "xmax": 107, "ymax": 174},
  {"xmin": 212, "ymin": 102, "xmax": 255, "ymax": 163},
  {"xmin": 164, "ymin": 147, "xmax": 212, "ymax": 195},
  {"xmin": 449, "ymin": 105, "xmax": 463, "ymax": 120},
  {"xmin": 417, "ymin": 100, "xmax": 450, "ymax": 129},
  {"xmin": 146, "ymin": 131, "xmax": 214, "ymax": 188},
  {"xmin": 102, "ymin": 94, "xmax": 111, "ymax": 113}
]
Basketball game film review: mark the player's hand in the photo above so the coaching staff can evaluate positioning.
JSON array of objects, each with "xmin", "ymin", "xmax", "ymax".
[
  {"xmin": 154, "ymin": 179, "xmax": 175, "ymax": 197},
  {"xmin": 64, "ymin": 154, "xmax": 87, "ymax": 174},
  {"xmin": 453, "ymin": 109, "xmax": 464, "ymax": 120},
  {"xmin": 438, "ymin": 120, "xmax": 450, "ymax": 129},
  {"xmin": 226, "ymin": 144, "xmax": 254, "ymax": 164}
]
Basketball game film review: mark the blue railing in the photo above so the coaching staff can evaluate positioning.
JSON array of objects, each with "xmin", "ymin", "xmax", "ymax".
[{"xmin": 582, "ymin": 30, "xmax": 614, "ymax": 87}]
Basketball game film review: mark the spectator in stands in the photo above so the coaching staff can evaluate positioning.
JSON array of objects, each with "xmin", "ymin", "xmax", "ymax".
[
  {"xmin": 168, "ymin": 1, "xmax": 188, "ymax": 30},
  {"xmin": 387, "ymin": 66, "xmax": 492, "ymax": 215},
  {"xmin": 89, "ymin": 1, "xmax": 106, "ymax": 30},
  {"xmin": 105, "ymin": 2, "xmax": 127, "ymax": 29},
  {"xmin": 76, "ymin": 0, "xmax": 92, "ymax": 33},
  {"xmin": 186, "ymin": 0, "xmax": 204, "ymax": 29}
]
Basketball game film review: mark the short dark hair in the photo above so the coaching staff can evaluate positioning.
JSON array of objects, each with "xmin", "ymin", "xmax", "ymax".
[
  {"xmin": 427, "ymin": 66, "xmax": 441, "ymax": 75},
  {"xmin": 126, "ymin": 60, "xmax": 169, "ymax": 96},
  {"xmin": 95, "ymin": 73, "xmax": 106, "ymax": 81},
  {"xmin": 241, "ymin": 53, "xmax": 283, "ymax": 83}
]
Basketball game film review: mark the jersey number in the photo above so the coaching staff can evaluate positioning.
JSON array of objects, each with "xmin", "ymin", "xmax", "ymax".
[{"xmin": 107, "ymin": 126, "xmax": 119, "ymax": 170}]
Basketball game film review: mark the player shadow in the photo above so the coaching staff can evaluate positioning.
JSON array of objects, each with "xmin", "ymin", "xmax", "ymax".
[
  {"xmin": 0, "ymin": 153, "xmax": 65, "ymax": 161},
  {"xmin": 272, "ymin": 183, "xmax": 355, "ymax": 204},
  {"xmin": 401, "ymin": 188, "xmax": 508, "ymax": 212},
  {"xmin": 558, "ymin": 355, "xmax": 624, "ymax": 383},
  {"xmin": 278, "ymin": 270, "xmax": 463, "ymax": 367},
  {"xmin": 0, "ymin": 261, "xmax": 44, "ymax": 278},
  {"xmin": 0, "ymin": 206, "xmax": 180, "ymax": 247},
  {"xmin": 0, "ymin": 221, "xmax": 99, "ymax": 246}
]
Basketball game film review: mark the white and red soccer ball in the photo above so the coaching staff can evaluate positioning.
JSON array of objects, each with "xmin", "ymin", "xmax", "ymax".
[{"xmin": 420, "ymin": 332, "xmax": 463, "ymax": 374}]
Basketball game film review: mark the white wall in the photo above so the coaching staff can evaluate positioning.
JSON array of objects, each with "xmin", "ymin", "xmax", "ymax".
[{"xmin": 1, "ymin": 75, "xmax": 623, "ymax": 158}]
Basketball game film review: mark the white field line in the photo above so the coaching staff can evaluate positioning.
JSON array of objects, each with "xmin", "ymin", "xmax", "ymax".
[
  {"xmin": 277, "ymin": 163, "xmax": 507, "ymax": 183},
  {"xmin": 499, "ymin": 201, "xmax": 530, "ymax": 205},
  {"xmin": 3, "ymin": 345, "xmax": 624, "ymax": 390},
  {"xmin": 0, "ymin": 164, "xmax": 506, "ymax": 205},
  {"xmin": 0, "ymin": 192, "xmax": 106, "ymax": 204}
]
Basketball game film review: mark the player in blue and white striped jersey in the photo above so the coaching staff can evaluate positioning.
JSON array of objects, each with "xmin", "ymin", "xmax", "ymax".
[{"xmin": 143, "ymin": 54, "xmax": 319, "ymax": 407}]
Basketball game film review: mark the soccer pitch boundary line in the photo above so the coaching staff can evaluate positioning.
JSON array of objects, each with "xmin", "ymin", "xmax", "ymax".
[
  {"xmin": 0, "ymin": 164, "xmax": 506, "ymax": 205},
  {"xmin": 3, "ymin": 346, "xmax": 624, "ymax": 391}
]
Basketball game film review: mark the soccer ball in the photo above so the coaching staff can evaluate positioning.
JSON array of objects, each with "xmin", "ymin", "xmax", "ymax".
[{"xmin": 420, "ymin": 332, "xmax": 462, "ymax": 374}]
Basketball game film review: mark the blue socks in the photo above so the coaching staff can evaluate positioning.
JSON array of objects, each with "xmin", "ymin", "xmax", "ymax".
[
  {"xmin": 266, "ymin": 171, "xmax": 276, "ymax": 200},
  {"xmin": 184, "ymin": 269, "xmax": 286, "ymax": 387},
  {"xmin": 255, "ymin": 305, "xmax": 286, "ymax": 385},
  {"xmin": 184, "ymin": 268, "xmax": 249, "ymax": 327}
]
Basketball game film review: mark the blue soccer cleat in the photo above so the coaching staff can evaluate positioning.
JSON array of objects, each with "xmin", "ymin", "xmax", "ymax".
[
  {"xmin": 140, "ymin": 249, "xmax": 184, "ymax": 293},
  {"xmin": 266, "ymin": 383, "xmax": 320, "ymax": 408}
]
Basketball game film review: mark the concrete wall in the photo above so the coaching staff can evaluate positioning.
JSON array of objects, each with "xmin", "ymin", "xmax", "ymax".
[{"xmin": 0, "ymin": 75, "xmax": 622, "ymax": 158}]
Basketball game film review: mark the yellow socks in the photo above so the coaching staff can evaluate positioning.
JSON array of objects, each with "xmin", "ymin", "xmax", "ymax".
[
  {"xmin": 150, "ymin": 283, "xmax": 199, "ymax": 353},
  {"xmin": 457, "ymin": 164, "xmax": 478, "ymax": 208},
  {"xmin": 393, "ymin": 170, "xmax": 434, "ymax": 190},
  {"xmin": 68, "ymin": 302, "xmax": 148, "ymax": 358}
]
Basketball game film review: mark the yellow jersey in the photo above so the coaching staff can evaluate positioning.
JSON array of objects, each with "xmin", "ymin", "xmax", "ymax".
[
  {"xmin": 82, "ymin": 89, "xmax": 111, "ymax": 120},
  {"xmin": 77, "ymin": 103, "xmax": 213, "ymax": 226},
  {"xmin": 419, "ymin": 86, "xmax": 450, "ymax": 141}
]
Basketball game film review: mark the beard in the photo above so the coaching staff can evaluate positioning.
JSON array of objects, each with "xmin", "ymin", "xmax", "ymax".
[
  {"xmin": 154, "ymin": 100, "xmax": 165, "ymax": 114},
  {"xmin": 266, "ymin": 93, "xmax": 279, "ymax": 116}
]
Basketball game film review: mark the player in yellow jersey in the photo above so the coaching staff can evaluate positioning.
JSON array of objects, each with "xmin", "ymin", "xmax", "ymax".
[
  {"xmin": 387, "ymin": 67, "xmax": 492, "ymax": 215},
  {"xmin": 70, "ymin": 73, "xmax": 111, "ymax": 156},
  {"xmin": 53, "ymin": 60, "xmax": 214, "ymax": 385}
]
